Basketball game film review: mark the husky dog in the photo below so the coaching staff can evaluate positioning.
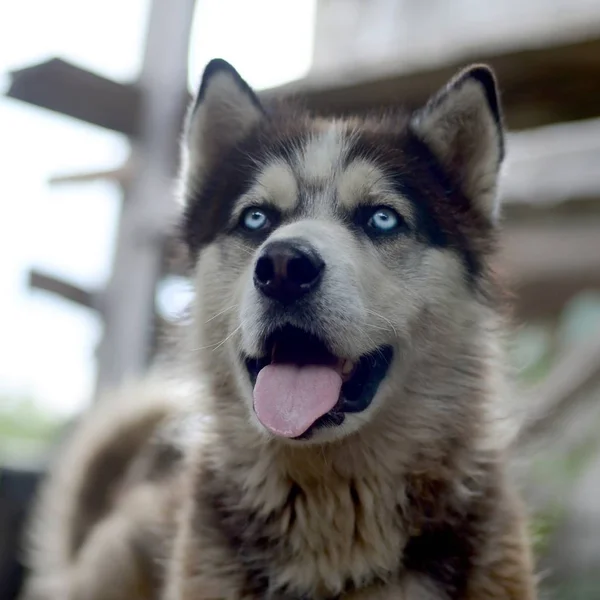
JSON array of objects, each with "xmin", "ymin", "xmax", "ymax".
[{"xmin": 22, "ymin": 59, "xmax": 537, "ymax": 600}]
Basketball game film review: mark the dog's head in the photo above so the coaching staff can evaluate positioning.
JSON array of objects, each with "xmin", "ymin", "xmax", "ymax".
[{"xmin": 180, "ymin": 59, "xmax": 504, "ymax": 444}]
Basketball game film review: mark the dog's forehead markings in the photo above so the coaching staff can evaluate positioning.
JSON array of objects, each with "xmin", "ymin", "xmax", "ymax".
[
  {"xmin": 296, "ymin": 122, "xmax": 348, "ymax": 182},
  {"xmin": 254, "ymin": 160, "xmax": 298, "ymax": 211},
  {"xmin": 337, "ymin": 160, "xmax": 387, "ymax": 208}
]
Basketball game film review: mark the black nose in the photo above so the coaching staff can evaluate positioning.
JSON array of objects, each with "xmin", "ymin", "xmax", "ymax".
[{"xmin": 254, "ymin": 239, "xmax": 325, "ymax": 304}]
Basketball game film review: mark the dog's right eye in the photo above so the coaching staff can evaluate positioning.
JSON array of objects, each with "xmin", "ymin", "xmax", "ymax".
[
  {"xmin": 354, "ymin": 205, "xmax": 407, "ymax": 238},
  {"xmin": 240, "ymin": 207, "xmax": 270, "ymax": 232}
]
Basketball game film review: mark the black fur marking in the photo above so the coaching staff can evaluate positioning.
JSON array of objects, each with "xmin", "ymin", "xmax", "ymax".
[
  {"xmin": 182, "ymin": 128, "xmax": 308, "ymax": 257},
  {"xmin": 182, "ymin": 136, "xmax": 265, "ymax": 254},
  {"xmin": 282, "ymin": 481, "xmax": 302, "ymax": 532},
  {"xmin": 404, "ymin": 522, "xmax": 473, "ymax": 599},
  {"xmin": 200, "ymin": 467, "xmax": 318, "ymax": 600},
  {"xmin": 401, "ymin": 464, "xmax": 499, "ymax": 599},
  {"xmin": 193, "ymin": 58, "xmax": 265, "ymax": 117},
  {"xmin": 401, "ymin": 131, "xmax": 484, "ymax": 281},
  {"xmin": 349, "ymin": 481, "xmax": 360, "ymax": 509},
  {"xmin": 200, "ymin": 468, "xmax": 274, "ymax": 597},
  {"xmin": 459, "ymin": 66, "xmax": 504, "ymax": 161},
  {"xmin": 145, "ymin": 439, "xmax": 183, "ymax": 481}
]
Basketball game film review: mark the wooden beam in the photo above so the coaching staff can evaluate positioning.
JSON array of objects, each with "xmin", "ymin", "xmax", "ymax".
[
  {"xmin": 29, "ymin": 269, "xmax": 99, "ymax": 310},
  {"xmin": 6, "ymin": 58, "xmax": 141, "ymax": 136},
  {"xmin": 94, "ymin": 0, "xmax": 196, "ymax": 392},
  {"xmin": 503, "ymin": 118, "xmax": 600, "ymax": 207},
  {"xmin": 502, "ymin": 220, "xmax": 600, "ymax": 284},
  {"xmin": 8, "ymin": 35, "xmax": 600, "ymax": 140},
  {"xmin": 500, "ymin": 218, "xmax": 600, "ymax": 320},
  {"xmin": 266, "ymin": 37, "xmax": 600, "ymax": 130}
]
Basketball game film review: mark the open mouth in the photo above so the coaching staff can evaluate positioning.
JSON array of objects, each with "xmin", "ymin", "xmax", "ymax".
[{"xmin": 245, "ymin": 325, "xmax": 393, "ymax": 439}]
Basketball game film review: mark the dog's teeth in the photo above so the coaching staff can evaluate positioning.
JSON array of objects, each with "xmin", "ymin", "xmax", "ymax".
[{"xmin": 341, "ymin": 360, "xmax": 355, "ymax": 376}]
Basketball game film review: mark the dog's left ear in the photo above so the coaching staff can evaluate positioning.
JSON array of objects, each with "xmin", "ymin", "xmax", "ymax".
[
  {"xmin": 183, "ymin": 59, "xmax": 265, "ymax": 183},
  {"xmin": 410, "ymin": 65, "xmax": 504, "ymax": 222}
]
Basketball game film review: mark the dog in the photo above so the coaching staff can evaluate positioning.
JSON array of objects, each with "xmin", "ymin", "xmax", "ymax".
[{"xmin": 21, "ymin": 59, "xmax": 537, "ymax": 599}]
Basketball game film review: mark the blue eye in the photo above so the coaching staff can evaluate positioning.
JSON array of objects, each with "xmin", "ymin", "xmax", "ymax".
[
  {"xmin": 367, "ymin": 207, "xmax": 401, "ymax": 232},
  {"xmin": 241, "ymin": 208, "xmax": 269, "ymax": 231}
]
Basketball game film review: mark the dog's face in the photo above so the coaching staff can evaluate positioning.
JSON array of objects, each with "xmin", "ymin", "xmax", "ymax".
[{"xmin": 181, "ymin": 60, "xmax": 504, "ymax": 443}]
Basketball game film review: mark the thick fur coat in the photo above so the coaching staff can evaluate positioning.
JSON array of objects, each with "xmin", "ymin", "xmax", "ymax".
[{"xmin": 21, "ymin": 60, "xmax": 537, "ymax": 600}]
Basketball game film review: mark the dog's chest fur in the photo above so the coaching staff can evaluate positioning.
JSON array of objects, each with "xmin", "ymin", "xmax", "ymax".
[{"xmin": 198, "ymin": 445, "xmax": 408, "ymax": 599}]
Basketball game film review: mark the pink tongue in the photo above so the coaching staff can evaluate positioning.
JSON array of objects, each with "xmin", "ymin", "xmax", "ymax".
[{"xmin": 253, "ymin": 364, "xmax": 342, "ymax": 438}]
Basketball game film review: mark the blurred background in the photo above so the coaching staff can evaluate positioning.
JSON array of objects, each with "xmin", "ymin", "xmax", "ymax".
[{"xmin": 0, "ymin": 0, "xmax": 599, "ymax": 598}]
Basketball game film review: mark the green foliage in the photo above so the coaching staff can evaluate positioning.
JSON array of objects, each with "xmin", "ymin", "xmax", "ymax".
[
  {"xmin": 529, "ymin": 501, "xmax": 565, "ymax": 557},
  {"xmin": 0, "ymin": 394, "xmax": 64, "ymax": 464}
]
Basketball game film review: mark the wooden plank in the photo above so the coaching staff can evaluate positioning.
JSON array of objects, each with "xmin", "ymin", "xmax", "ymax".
[
  {"xmin": 8, "ymin": 36, "xmax": 600, "ymax": 138},
  {"xmin": 94, "ymin": 0, "xmax": 196, "ymax": 392},
  {"xmin": 503, "ymin": 118, "xmax": 600, "ymax": 206},
  {"xmin": 266, "ymin": 37, "xmax": 600, "ymax": 130},
  {"xmin": 6, "ymin": 58, "xmax": 141, "ymax": 136},
  {"xmin": 502, "ymin": 220, "xmax": 600, "ymax": 285},
  {"xmin": 500, "ymin": 218, "xmax": 600, "ymax": 320},
  {"xmin": 29, "ymin": 270, "xmax": 98, "ymax": 310}
]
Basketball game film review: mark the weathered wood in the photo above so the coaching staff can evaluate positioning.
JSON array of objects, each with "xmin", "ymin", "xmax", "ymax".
[
  {"xmin": 269, "ymin": 37, "xmax": 600, "ymax": 130},
  {"xmin": 8, "ymin": 36, "xmax": 600, "ymax": 139},
  {"xmin": 29, "ymin": 270, "xmax": 99, "ymax": 311},
  {"xmin": 503, "ymin": 118, "xmax": 600, "ymax": 207},
  {"xmin": 500, "ymin": 218, "xmax": 600, "ymax": 320},
  {"xmin": 94, "ymin": 0, "xmax": 196, "ymax": 391},
  {"xmin": 311, "ymin": 0, "xmax": 600, "ymax": 79},
  {"xmin": 48, "ymin": 162, "xmax": 133, "ymax": 187},
  {"xmin": 7, "ymin": 59, "xmax": 141, "ymax": 136}
]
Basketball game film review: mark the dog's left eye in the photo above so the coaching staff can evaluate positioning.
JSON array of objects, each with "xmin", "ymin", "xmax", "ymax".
[
  {"xmin": 241, "ymin": 207, "xmax": 270, "ymax": 231},
  {"xmin": 366, "ymin": 207, "xmax": 402, "ymax": 233}
]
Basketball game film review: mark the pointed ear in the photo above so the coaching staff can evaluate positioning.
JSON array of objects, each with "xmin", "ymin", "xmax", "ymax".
[
  {"xmin": 183, "ymin": 59, "xmax": 265, "ymax": 184},
  {"xmin": 410, "ymin": 65, "xmax": 505, "ymax": 222}
]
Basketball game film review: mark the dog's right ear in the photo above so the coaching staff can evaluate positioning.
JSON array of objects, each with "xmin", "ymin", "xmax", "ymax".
[
  {"xmin": 410, "ymin": 65, "xmax": 504, "ymax": 222},
  {"xmin": 183, "ymin": 59, "xmax": 265, "ymax": 182}
]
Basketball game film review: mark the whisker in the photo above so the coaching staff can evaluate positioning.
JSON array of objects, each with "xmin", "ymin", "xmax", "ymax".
[
  {"xmin": 353, "ymin": 325, "xmax": 380, "ymax": 353},
  {"xmin": 353, "ymin": 325, "xmax": 391, "ymax": 363},
  {"xmin": 204, "ymin": 304, "xmax": 238, "ymax": 324},
  {"xmin": 190, "ymin": 323, "xmax": 243, "ymax": 353},
  {"xmin": 364, "ymin": 309, "xmax": 398, "ymax": 336},
  {"xmin": 230, "ymin": 241, "xmax": 255, "ymax": 256},
  {"xmin": 211, "ymin": 324, "xmax": 243, "ymax": 352},
  {"xmin": 362, "ymin": 322, "xmax": 389, "ymax": 332}
]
